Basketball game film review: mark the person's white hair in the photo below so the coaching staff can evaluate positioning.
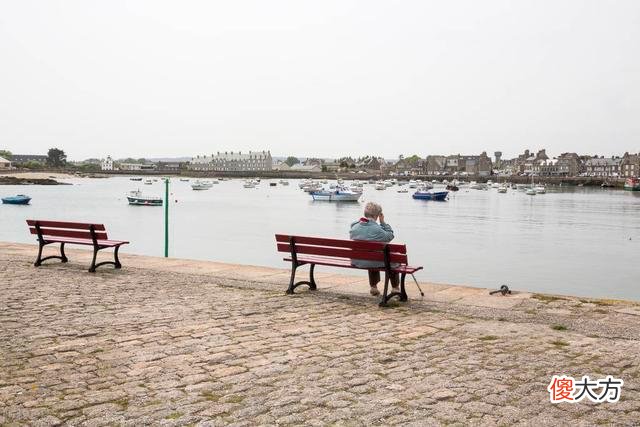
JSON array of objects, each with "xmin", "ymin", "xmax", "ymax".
[{"xmin": 364, "ymin": 202, "xmax": 382, "ymax": 219}]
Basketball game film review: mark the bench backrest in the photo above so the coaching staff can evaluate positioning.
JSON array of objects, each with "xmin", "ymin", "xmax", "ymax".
[
  {"xmin": 27, "ymin": 220, "xmax": 108, "ymax": 241},
  {"xmin": 275, "ymin": 234, "xmax": 409, "ymax": 265}
]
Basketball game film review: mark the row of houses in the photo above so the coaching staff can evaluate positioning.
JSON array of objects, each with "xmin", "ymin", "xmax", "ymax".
[
  {"xmin": 74, "ymin": 148, "xmax": 640, "ymax": 178},
  {"xmin": 499, "ymin": 149, "xmax": 640, "ymax": 178}
]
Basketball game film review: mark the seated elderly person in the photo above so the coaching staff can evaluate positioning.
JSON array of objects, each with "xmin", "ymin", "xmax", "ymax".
[{"xmin": 349, "ymin": 202, "xmax": 400, "ymax": 296}]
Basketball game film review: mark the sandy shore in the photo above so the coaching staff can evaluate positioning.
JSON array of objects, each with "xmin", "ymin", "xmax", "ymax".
[{"xmin": 1, "ymin": 241, "xmax": 639, "ymax": 425}]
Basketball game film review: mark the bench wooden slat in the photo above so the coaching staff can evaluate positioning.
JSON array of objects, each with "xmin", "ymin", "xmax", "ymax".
[
  {"xmin": 276, "ymin": 243, "xmax": 408, "ymax": 264},
  {"xmin": 27, "ymin": 220, "xmax": 107, "ymax": 231},
  {"xmin": 283, "ymin": 256, "xmax": 422, "ymax": 274},
  {"xmin": 37, "ymin": 236, "xmax": 128, "ymax": 246},
  {"xmin": 29, "ymin": 227, "xmax": 108, "ymax": 240},
  {"xmin": 275, "ymin": 234, "xmax": 407, "ymax": 253}
]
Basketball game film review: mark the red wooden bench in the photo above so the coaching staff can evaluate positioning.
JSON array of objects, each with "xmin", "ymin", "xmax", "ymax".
[
  {"xmin": 27, "ymin": 220, "xmax": 129, "ymax": 272},
  {"xmin": 275, "ymin": 234, "xmax": 423, "ymax": 306}
]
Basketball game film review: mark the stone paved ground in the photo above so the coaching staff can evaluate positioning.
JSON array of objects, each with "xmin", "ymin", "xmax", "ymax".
[{"xmin": 1, "ymin": 243, "xmax": 640, "ymax": 426}]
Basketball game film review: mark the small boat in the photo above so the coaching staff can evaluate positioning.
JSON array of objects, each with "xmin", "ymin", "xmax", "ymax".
[
  {"xmin": 243, "ymin": 180, "xmax": 257, "ymax": 189},
  {"xmin": 623, "ymin": 177, "xmax": 640, "ymax": 191},
  {"xmin": 469, "ymin": 181, "xmax": 486, "ymax": 190},
  {"xmin": 412, "ymin": 190, "xmax": 448, "ymax": 201},
  {"xmin": 446, "ymin": 184, "xmax": 459, "ymax": 191},
  {"xmin": 534, "ymin": 185, "xmax": 546, "ymax": 194},
  {"xmin": 191, "ymin": 180, "xmax": 213, "ymax": 190},
  {"xmin": 179, "ymin": 178, "xmax": 190, "ymax": 182},
  {"xmin": 130, "ymin": 177, "xmax": 142, "ymax": 181},
  {"xmin": 269, "ymin": 182, "xmax": 277, "ymax": 187},
  {"xmin": 497, "ymin": 185, "xmax": 508, "ymax": 193},
  {"xmin": 310, "ymin": 188, "xmax": 361, "ymax": 202},
  {"xmin": 279, "ymin": 180, "xmax": 290, "ymax": 186},
  {"xmin": 127, "ymin": 190, "xmax": 162, "ymax": 206},
  {"xmin": 144, "ymin": 179, "xmax": 153, "ymax": 185},
  {"xmin": 601, "ymin": 181, "xmax": 615, "ymax": 188},
  {"xmin": 397, "ymin": 188, "xmax": 409, "ymax": 193},
  {"xmin": 420, "ymin": 182, "xmax": 434, "ymax": 190},
  {"xmin": 408, "ymin": 180, "xmax": 418, "ymax": 188},
  {"xmin": 2, "ymin": 194, "xmax": 31, "ymax": 205},
  {"xmin": 526, "ymin": 188, "xmax": 536, "ymax": 195},
  {"xmin": 374, "ymin": 182, "xmax": 386, "ymax": 190}
]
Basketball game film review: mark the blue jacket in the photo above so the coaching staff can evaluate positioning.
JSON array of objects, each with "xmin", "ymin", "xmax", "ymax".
[{"xmin": 349, "ymin": 218, "xmax": 394, "ymax": 268}]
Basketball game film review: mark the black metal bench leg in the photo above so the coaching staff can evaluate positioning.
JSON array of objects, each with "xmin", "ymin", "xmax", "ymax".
[
  {"xmin": 308, "ymin": 263, "xmax": 317, "ymax": 291},
  {"xmin": 89, "ymin": 247, "xmax": 99, "ymax": 273},
  {"xmin": 113, "ymin": 245, "xmax": 122, "ymax": 269},
  {"xmin": 399, "ymin": 273, "xmax": 408, "ymax": 301},
  {"xmin": 379, "ymin": 274, "xmax": 391, "ymax": 307},
  {"xmin": 286, "ymin": 263, "xmax": 297, "ymax": 294},
  {"xmin": 60, "ymin": 242, "xmax": 68, "ymax": 263},
  {"xmin": 34, "ymin": 241, "xmax": 44, "ymax": 267}
]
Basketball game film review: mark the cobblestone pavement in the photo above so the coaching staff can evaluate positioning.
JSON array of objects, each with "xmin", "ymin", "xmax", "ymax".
[{"xmin": 1, "ymin": 245, "xmax": 640, "ymax": 426}]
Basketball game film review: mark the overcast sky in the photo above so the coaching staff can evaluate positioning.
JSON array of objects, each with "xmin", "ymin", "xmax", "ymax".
[{"xmin": 1, "ymin": 0, "xmax": 639, "ymax": 161}]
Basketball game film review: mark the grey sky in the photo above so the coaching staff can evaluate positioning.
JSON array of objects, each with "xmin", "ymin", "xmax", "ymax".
[{"xmin": 1, "ymin": 0, "xmax": 639, "ymax": 161}]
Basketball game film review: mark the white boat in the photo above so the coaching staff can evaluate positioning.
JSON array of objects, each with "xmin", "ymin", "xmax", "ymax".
[
  {"xmin": 310, "ymin": 187, "xmax": 361, "ymax": 202},
  {"xmin": 469, "ymin": 181, "xmax": 486, "ymax": 190},
  {"xmin": 375, "ymin": 182, "xmax": 386, "ymax": 190},
  {"xmin": 279, "ymin": 180, "xmax": 290, "ymax": 186},
  {"xmin": 384, "ymin": 180, "xmax": 394, "ymax": 187},
  {"xmin": 349, "ymin": 185, "xmax": 363, "ymax": 194},
  {"xmin": 144, "ymin": 179, "xmax": 153, "ymax": 185},
  {"xmin": 243, "ymin": 180, "xmax": 258, "ymax": 189},
  {"xmin": 534, "ymin": 185, "xmax": 546, "ymax": 194},
  {"xmin": 421, "ymin": 182, "xmax": 434, "ymax": 190},
  {"xmin": 526, "ymin": 188, "xmax": 536, "ymax": 195},
  {"xmin": 127, "ymin": 190, "xmax": 162, "ymax": 206},
  {"xmin": 191, "ymin": 180, "xmax": 213, "ymax": 190},
  {"xmin": 408, "ymin": 180, "xmax": 417, "ymax": 188},
  {"xmin": 211, "ymin": 179, "xmax": 220, "ymax": 184},
  {"xmin": 497, "ymin": 185, "xmax": 508, "ymax": 193},
  {"xmin": 397, "ymin": 188, "xmax": 409, "ymax": 193}
]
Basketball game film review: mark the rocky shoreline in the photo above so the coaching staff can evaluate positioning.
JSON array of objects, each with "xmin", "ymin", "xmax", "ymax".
[{"xmin": 0, "ymin": 176, "xmax": 69, "ymax": 185}]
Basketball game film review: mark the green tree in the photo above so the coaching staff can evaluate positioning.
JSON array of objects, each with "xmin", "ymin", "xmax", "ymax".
[
  {"xmin": 284, "ymin": 156, "xmax": 300, "ymax": 166},
  {"xmin": 0, "ymin": 150, "xmax": 12, "ymax": 160},
  {"xmin": 23, "ymin": 160, "xmax": 43, "ymax": 170},
  {"xmin": 46, "ymin": 148, "xmax": 67, "ymax": 167}
]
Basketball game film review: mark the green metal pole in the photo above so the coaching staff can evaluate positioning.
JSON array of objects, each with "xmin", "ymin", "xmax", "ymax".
[{"xmin": 164, "ymin": 178, "xmax": 169, "ymax": 257}]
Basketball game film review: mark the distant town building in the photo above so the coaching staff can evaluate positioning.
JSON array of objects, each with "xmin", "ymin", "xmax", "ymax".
[
  {"xmin": 494, "ymin": 151, "xmax": 503, "ymax": 169},
  {"xmin": 156, "ymin": 161, "xmax": 186, "ymax": 172},
  {"xmin": 188, "ymin": 150, "xmax": 272, "ymax": 172},
  {"xmin": 0, "ymin": 156, "xmax": 11, "ymax": 169},
  {"xmin": 620, "ymin": 152, "xmax": 640, "ymax": 177},
  {"xmin": 555, "ymin": 153, "xmax": 583, "ymax": 177},
  {"xmin": 272, "ymin": 160, "xmax": 291, "ymax": 171},
  {"xmin": 101, "ymin": 156, "xmax": 114, "ymax": 171},
  {"xmin": 584, "ymin": 157, "xmax": 621, "ymax": 177},
  {"xmin": 356, "ymin": 156, "xmax": 384, "ymax": 171},
  {"xmin": 289, "ymin": 164, "xmax": 321, "ymax": 173},
  {"xmin": 425, "ymin": 155, "xmax": 446, "ymax": 174},
  {"xmin": 11, "ymin": 154, "xmax": 48, "ymax": 164}
]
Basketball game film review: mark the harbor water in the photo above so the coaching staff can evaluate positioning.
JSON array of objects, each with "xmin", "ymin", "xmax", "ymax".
[{"xmin": 2, "ymin": 177, "xmax": 639, "ymax": 300}]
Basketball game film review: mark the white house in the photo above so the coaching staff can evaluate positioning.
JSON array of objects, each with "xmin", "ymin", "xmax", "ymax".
[
  {"xmin": 101, "ymin": 156, "xmax": 114, "ymax": 171},
  {"xmin": 0, "ymin": 156, "xmax": 11, "ymax": 169}
]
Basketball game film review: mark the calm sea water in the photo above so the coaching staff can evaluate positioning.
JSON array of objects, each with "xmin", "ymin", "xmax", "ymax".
[{"xmin": 2, "ymin": 177, "xmax": 639, "ymax": 300}]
